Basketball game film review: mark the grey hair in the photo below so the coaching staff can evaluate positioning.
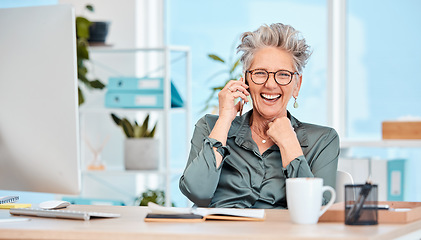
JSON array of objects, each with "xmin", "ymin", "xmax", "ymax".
[{"xmin": 237, "ymin": 23, "xmax": 311, "ymax": 74}]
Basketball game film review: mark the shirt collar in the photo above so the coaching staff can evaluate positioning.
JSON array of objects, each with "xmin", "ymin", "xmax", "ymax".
[{"xmin": 227, "ymin": 110, "xmax": 309, "ymax": 147}]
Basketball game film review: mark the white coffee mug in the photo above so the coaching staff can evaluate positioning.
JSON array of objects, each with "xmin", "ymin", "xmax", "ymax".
[{"xmin": 286, "ymin": 177, "xmax": 336, "ymax": 224}]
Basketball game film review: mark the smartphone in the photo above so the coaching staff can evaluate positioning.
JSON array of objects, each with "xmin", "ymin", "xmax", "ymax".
[
  {"xmin": 239, "ymin": 76, "xmax": 246, "ymax": 116},
  {"xmin": 239, "ymin": 100, "xmax": 244, "ymax": 116}
]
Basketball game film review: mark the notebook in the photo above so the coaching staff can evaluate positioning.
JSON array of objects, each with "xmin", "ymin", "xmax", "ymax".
[{"xmin": 144, "ymin": 202, "xmax": 266, "ymax": 222}]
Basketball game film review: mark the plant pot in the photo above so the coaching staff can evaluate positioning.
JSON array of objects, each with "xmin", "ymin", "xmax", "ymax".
[
  {"xmin": 124, "ymin": 138, "xmax": 159, "ymax": 170},
  {"xmin": 88, "ymin": 21, "xmax": 110, "ymax": 43}
]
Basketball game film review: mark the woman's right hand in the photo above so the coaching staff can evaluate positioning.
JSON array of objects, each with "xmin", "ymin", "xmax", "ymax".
[{"xmin": 218, "ymin": 78, "xmax": 249, "ymax": 122}]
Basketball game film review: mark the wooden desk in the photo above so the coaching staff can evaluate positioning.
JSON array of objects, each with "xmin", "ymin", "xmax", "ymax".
[{"xmin": 0, "ymin": 205, "xmax": 420, "ymax": 240}]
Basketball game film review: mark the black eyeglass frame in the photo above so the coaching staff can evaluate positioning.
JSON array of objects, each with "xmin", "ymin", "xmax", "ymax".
[{"xmin": 246, "ymin": 69, "xmax": 299, "ymax": 86}]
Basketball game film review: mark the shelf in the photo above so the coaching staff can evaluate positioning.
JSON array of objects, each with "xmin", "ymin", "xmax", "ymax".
[
  {"xmin": 340, "ymin": 140, "xmax": 421, "ymax": 148},
  {"xmin": 79, "ymin": 106, "xmax": 187, "ymax": 115},
  {"xmin": 89, "ymin": 46, "xmax": 191, "ymax": 53},
  {"xmin": 82, "ymin": 168, "xmax": 185, "ymax": 176},
  {"xmin": 78, "ymin": 45, "xmax": 191, "ymax": 207}
]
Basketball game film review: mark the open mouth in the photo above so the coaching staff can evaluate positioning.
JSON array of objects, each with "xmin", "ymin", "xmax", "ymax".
[{"xmin": 261, "ymin": 93, "xmax": 281, "ymax": 101}]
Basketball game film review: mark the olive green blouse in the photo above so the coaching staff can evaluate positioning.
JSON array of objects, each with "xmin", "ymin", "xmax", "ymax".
[{"xmin": 179, "ymin": 110, "xmax": 339, "ymax": 209}]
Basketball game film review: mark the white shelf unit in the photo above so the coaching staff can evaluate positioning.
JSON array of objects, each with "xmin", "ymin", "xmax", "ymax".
[
  {"xmin": 78, "ymin": 46, "xmax": 191, "ymax": 207},
  {"xmin": 340, "ymin": 139, "xmax": 421, "ymax": 160},
  {"xmin": 341, "ymin": 140, "xmax": 421, "ymax": 149},
  {"xmin": 340, "ymin": 139, "xmax": 421, "ymax": 201}
]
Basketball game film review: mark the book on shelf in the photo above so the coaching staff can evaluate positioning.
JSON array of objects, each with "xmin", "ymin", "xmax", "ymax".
[{"xmin": 144, "ymin": 202, "xmax": 266, "ymax": 222}]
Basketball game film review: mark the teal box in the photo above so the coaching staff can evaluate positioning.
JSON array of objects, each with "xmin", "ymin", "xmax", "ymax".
[
  {"xmin": 108, "ymin": 77, "xmax": 163, "ymax": 91},
  {"xmin": 105, "ymin": 91, "xmax": 164, "ymax": 108},
  {"xmin": 387, "ymin": 159, "xmax": 406, "ymax": 201}
]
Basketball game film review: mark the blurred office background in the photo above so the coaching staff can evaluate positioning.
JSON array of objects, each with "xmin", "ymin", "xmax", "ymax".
[{"xmin": 1, "ymin": 0, "xmax": 420, "ymax": 205}]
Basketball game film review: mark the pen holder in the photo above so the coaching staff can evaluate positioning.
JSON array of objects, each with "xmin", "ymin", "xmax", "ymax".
[{"xmin": 345, "ymin": 184, "xmax": 378, "ymax": 225}]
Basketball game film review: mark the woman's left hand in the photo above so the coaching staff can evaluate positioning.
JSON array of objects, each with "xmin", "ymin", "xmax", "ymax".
[
  {"xmin": 267, "ymin": 117, "xmax": 304, "ymax": 167},
  {"xmin": 267, "ymin": 117, "xmax": 296, "ymax": 146}
]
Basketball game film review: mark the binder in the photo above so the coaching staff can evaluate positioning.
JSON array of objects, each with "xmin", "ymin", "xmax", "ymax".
[
  {"xmin": 387, "ymin": 159, "xmax": 406, "ymax": 201},
  {"xmin": 104, "ymin": 79, "xmax": 184, "ymax": 109},
  {"xmin": 105, "ymin": 91, "xmax": 164, "ymax": 108},
  {"xmin": 108, "ymin": 77, "xmax": 163, "ymax": 91}
]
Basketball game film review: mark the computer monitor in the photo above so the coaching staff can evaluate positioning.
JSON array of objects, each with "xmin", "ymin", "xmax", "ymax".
[{"xmin": 0, "ymin": 5, "xmax": 81, "ymax": 195}]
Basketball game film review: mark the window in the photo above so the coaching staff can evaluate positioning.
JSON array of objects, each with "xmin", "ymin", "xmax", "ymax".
[{"xmin": 167, "ymin": 0, "xmax": 328, "ymax": 125}]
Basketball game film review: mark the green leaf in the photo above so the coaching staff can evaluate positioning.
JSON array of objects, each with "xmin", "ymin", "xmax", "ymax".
[
  {"xmin": 78, "ymin": 64, "xmax": 88, "ymax": 76},
  {"xmin": 230, "ymin": 58, "xmax": 241, "ymax": 74},
  {"xmin": 85, "ymin": 4, "xmax": 94, "ymax": 12},
  {"xmin": 76, "ymin": 17, "xmax": 91, "ymax": 39},
  {"xmin": 78, "ymin": 73, "xmax": 90, "ymax": 86},
  {"xmin": 148, "ymin": 123, "xmax": 157, "ymax": 137},
  {"xmin": 208, "ymin": 54, "xmax": 225, "ymax": 63},
  {"xmin": 90, "ymin": 79, "xmax": 106, "ymax": 89},
  {"xmin": 110, "ymin": 113, "xmax": 121, "ymax": 126},
  {"xmin": 121, "ymin": 118, "xmax": 134, "ymax": 138},
  {"xmin": 140, "ymin": 114, "xmax": 150, "ymax": 136},
  {"xmin": 78, "ymin": 87, "xmax": 84, "ymax": 106},
  {"xmin": 77, "ymin": 39, "xmax": 89, "ymax": 60},
  {"xmin": 212, "ymin": 86, "xmax": 224, "ymax": 91},
  {"xmin": 138, "ymin": 125, "xmax": 147, "ymax": 137},
  {"xmin": 134, "ymin": 125, "xmax": 142, "ymax": 138}
]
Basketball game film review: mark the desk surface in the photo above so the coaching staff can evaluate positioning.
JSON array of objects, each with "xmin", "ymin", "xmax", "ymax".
[{"xmin": 1, "ymin": 205, "xmax": 420, "ymax": 240}]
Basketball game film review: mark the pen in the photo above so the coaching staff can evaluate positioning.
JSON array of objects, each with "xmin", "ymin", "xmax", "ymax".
[{"xmin": 346, "ymin": 176, "xmax": 373, "ymax": 223}]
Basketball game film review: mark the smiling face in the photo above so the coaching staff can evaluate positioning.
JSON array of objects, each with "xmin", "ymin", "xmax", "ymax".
[{"xmin": 246, "ymin": 47, "xmax": 302, "ymax": 121}]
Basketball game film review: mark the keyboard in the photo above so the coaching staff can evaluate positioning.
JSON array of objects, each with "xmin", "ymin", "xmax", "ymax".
[{"xmin": 9, "ymin": 208, "xmax": 121, "ymax": 221}]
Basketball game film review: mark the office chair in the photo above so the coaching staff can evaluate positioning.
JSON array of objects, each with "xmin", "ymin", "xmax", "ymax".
[{"xmin": 335, "ymin": 170, "xmax": 354, "ymax": 203}]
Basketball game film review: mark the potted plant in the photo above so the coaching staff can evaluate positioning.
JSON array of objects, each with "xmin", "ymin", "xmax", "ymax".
[
  {"xmin": 76, "ymin": 4, "xmax": 107, "ymax": 105},
  {"xmin": 111, "ymin": 113, "xmax": 159, "ymax": 170},
  {"xmin": 135, "ymin": 189, "xmax": 174, "ymax": 206}
]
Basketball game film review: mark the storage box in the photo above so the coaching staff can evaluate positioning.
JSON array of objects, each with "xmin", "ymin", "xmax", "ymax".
[
  {"xmin": 382, "ymin": 121, "xmax": 421, "ymax": 139},
  {"xmin": 319, "ymin": 201, "xmax": 421, "ymax": 223}
]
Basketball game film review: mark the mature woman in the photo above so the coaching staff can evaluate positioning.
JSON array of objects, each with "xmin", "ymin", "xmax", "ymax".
[{"xmin": 179, "ymin": 23, "xmax": 339, "ymax": 209}]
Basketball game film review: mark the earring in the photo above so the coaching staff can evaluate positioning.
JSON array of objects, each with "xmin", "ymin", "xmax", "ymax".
[{"xmin": 293, "ymin": 97, "xmax": 299, "ymax": 108}]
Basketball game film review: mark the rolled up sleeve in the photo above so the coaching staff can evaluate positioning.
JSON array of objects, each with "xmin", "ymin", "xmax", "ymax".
[
  {"xmin": 179, "ymin": 117, "xmax": 230, "ymax": 207},
  {"xmin": 283, "ymin": 128, "xmax": 340, "ymax": 205}
]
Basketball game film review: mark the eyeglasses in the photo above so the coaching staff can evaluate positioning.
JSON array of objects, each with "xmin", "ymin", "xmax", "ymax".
[{"xmin": 246, "ymin": 69, "xmax": 299, "ymax": 85}]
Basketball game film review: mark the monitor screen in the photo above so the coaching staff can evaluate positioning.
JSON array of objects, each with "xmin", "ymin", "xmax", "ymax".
[{"xmin": 0, "ymin": 5, "xmax": 81, "ymax": 195}]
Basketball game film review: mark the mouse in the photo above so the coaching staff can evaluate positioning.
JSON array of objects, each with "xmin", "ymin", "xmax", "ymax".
[{"xmin": 39, "ymin": 200, "xmax": 71, "ymax": 210}]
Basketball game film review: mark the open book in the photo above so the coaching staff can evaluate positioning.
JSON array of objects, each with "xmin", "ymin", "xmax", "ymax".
[{"xmin": 144, "ymin": 202, "xmax": 266, "ymax": 222}]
